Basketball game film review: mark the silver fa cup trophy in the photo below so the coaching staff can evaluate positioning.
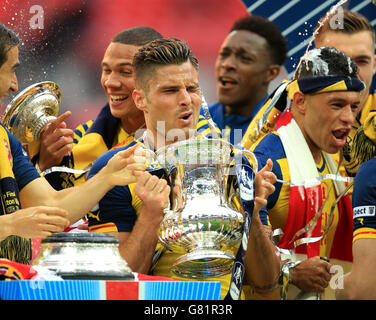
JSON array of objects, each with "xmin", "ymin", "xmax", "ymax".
[
  {"xmin": 2, "ymin": 81, "xmax": 61, "ymax": 145},
  {"xmin": 155, "ymin": 138, "xmax": 257, "ymax": 278}
]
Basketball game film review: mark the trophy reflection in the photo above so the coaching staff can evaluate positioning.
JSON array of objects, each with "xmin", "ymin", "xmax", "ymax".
[
  {"xmin": 2, "ymin": 81, "xmax": 61, "ymax": 149},
  {"xmin": 156, "ymin": 138, "xmax": 257, "ymax": 278}
]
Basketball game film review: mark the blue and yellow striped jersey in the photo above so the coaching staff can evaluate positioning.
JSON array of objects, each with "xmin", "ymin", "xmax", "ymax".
[
  {"xmin": 251, "ymin": 131, "xmax": 342, "ymax": 258},
  {"xmin": 352, "ymin": 158, "xmax": 376, "ymax": 242},
  {"xmin": 86, "ymin": 135, "xmax": 240, "ymax": 299}
]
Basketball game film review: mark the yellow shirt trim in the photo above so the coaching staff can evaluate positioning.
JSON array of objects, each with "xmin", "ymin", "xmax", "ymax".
[{"xmin": 353, "ymin": 227, "xmax": 376, "ymax": 242}]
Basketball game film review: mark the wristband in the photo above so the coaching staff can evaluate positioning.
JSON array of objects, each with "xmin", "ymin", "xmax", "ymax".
[{"xmin": 280, "ymin": 260, "xmax": 302, "ymax": 300}]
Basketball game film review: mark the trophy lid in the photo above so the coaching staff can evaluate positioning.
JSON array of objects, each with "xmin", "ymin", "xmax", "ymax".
[
  {"xmin": 35, "ymin": 232, "xmax": 134, "ymax": 280},
  {"xmin": 2, "ymin": 81, "xmax": 61, "ymax": 143},
  {"xmin": 41, "ymin": 232, "xmax": 119, "ymax": 244}
]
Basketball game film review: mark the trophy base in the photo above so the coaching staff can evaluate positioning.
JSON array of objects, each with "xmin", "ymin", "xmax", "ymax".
[{"xmin": 172, "ymin": 249, "xmax": 235, "ymax": 279}]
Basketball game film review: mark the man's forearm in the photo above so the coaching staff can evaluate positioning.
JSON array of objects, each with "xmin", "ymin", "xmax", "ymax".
[
  {"xmin": 117, "ymin": 211, "xmax": 161, "ymax": 274},
  {"xmin": 335, "ymin": 271, "xmax": 376, "ymax": 300},
  {"xmin": 335, "ymin": 273, "xmax": 351, "ymax": 299},
  {"xmin": 244, "ymin": 212, "xmax": 280, "ymax": 292},
  {"xmin": 50, "ymin": 167, "xmax": 114, "ymax": 224},
  {"xmin": 0, "ymin": 215, "xmax": 12, "ymax": 241}
]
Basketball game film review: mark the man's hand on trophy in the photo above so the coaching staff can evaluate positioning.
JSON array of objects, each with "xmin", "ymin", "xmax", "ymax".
[
  {"xmin": 134, "ymin": 171, "xmax": 171, "ymax": 224},
  {"xmin": 253, "ymin": 158, "xmax": 276, "ymax": 213},
  {"xmin": 38, "ymin": 111, "xmax": 74, "ymax": 171},
  {"xmin": 105, "ymin": 144, "xmax": 147, "ymax": 187}
]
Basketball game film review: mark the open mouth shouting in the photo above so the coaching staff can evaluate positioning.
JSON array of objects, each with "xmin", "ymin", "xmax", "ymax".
[
  {"xmin": 179, "ymin": 111, "xmax": 193, "ymax": 126},
  {"xmin": 332, "ymin": 128, "xmax": 350, "ymax": 148}
]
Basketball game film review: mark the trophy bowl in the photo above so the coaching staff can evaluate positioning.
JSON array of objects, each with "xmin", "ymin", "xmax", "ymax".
[
  {"xmin": 2, "ymin": 81, "xmax": 61, "ymax": 144},
  {"xmin": 32, "ymin": 232, "xmax": 134, "ymax": 280},
  {"xmin": 155, "ymin": 138, "xmax": 257, "ymax": 279}
]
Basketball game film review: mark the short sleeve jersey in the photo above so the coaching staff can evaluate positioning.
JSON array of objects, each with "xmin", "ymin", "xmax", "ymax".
[{"xmin": 352, "ymin": 158, "xmax": 376, "ymax": 242}]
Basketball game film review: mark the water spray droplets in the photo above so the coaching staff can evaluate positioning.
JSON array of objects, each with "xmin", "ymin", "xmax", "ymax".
[
  {"xmin": 295, "ymin": 0, "xmax": 349, "ymax": 78},
  {"xmin": 306, "ymin": 48, "xmax": 329, "ymax": 75},
  {"xmin": 346, "ymin": 56, "xmax": 353, "ymax": 74}
]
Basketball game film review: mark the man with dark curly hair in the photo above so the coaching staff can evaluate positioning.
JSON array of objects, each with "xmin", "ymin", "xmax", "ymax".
[{"xmin": 209, "ymin": 15, "xmax": 288, "ymax": 145}]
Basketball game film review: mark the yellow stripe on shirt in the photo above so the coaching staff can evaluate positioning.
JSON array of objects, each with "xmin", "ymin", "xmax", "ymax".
[{"xmin": 353, "ymin": 227, "xmax": 376, "ymax": 242}]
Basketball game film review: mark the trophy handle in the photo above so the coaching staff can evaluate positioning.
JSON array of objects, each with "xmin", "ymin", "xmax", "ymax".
[
  {"xmin": 236, "ymin": 149, "xmax": 258, "ymax": 173},
  {"xmin": 225, "ymin": 148, "xmax": 258, "ymax": 212}
]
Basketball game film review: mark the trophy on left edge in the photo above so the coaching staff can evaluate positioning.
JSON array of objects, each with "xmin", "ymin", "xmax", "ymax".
[{"xmin": 1, "ymin": 81, "xmax": 61, "ymax": 148}]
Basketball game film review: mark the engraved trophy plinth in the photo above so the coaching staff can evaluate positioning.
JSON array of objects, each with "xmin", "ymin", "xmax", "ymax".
[
  {"xmin": 2, "ymin": 81, "xmax": 61, "ymax": 144},
  {"xmin": 155, "ymin": 138, "xmax": 257, "ymax": 279}
]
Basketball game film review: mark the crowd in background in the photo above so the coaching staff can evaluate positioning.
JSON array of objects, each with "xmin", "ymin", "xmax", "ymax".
[
  {"xmin": 0, "ymin": 0, "xmax": 249, "ymax": 128},
  {"xmin": 0, "ymin": 0, "xmax": 376, "ymax": 301}
]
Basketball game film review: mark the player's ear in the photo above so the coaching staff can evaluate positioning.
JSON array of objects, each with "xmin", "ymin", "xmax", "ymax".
[
  {"xmin": 292, "ymin": 91, "xmax": 307, "ymax": 115},
  {"xmin": 132, "ymin": 88, "xmax": 147, "ymax": 111}
]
